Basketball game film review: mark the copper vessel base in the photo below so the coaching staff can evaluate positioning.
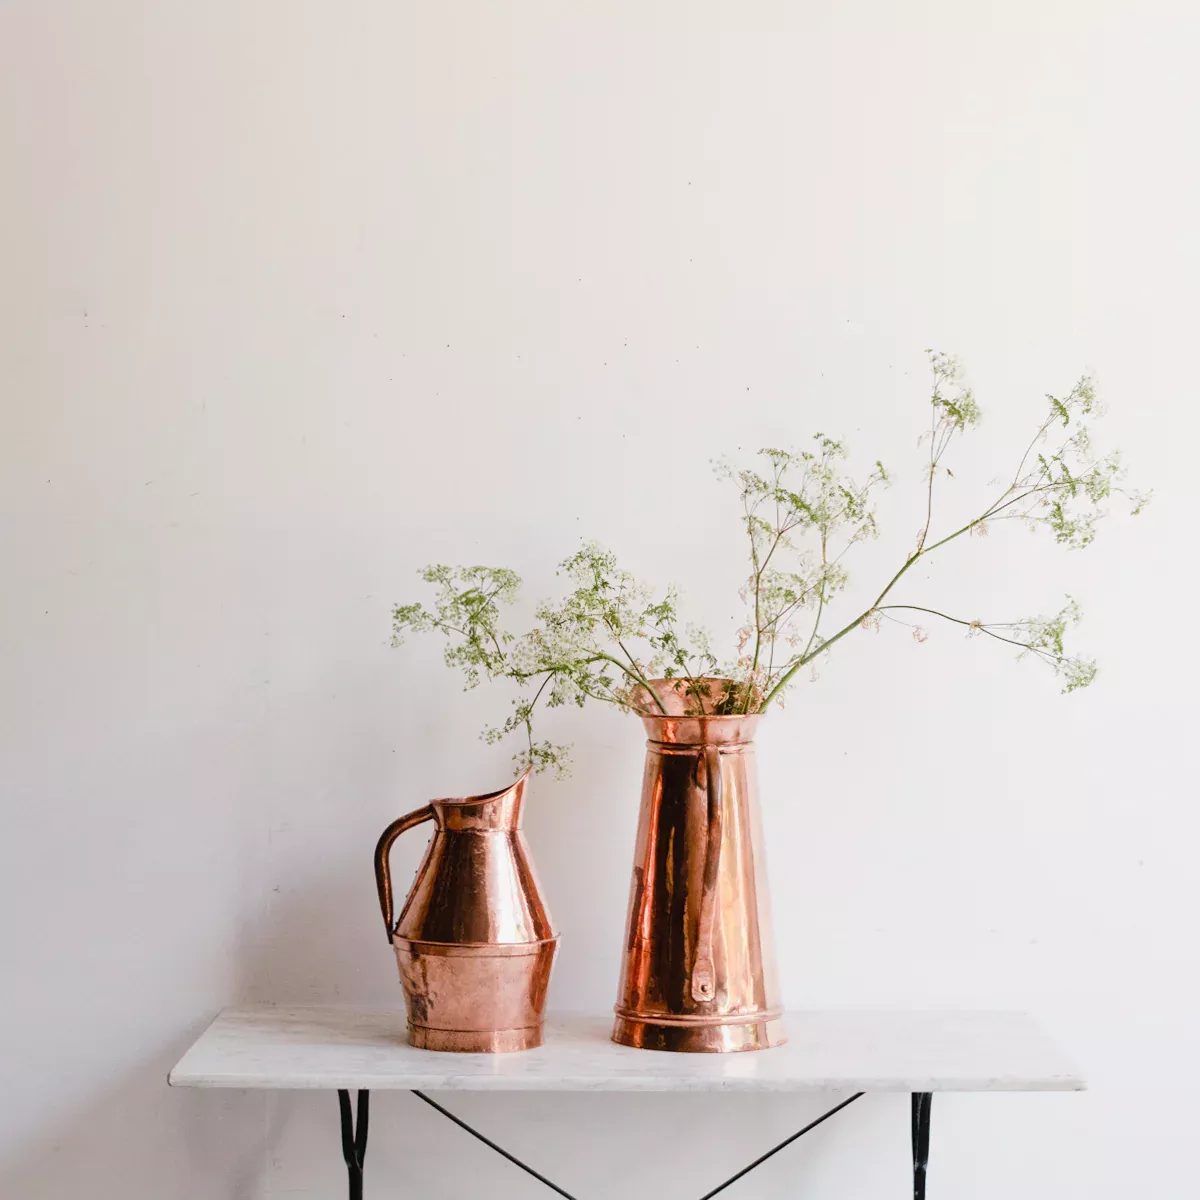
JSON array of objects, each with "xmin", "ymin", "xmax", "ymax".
[
  {"xmin": 393, "ymin": 936, "xmax": 558, "ymax": 1055},
  {"xmin": 613, "ymin": 1010, "xmax": 787, "ymax": 1053},
  {"xmin": 408, "ymin": 1023, "xmax": 546, "ymax": 1053}
]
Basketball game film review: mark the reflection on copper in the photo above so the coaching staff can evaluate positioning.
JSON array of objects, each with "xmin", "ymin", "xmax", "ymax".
[
  {"xmin": 374, "ymin": 771, "xmax": 558, "ymax": 1052},
  {"xmin": 613, "ymin": 679, "xmax": 785, "ymax": 1053}
]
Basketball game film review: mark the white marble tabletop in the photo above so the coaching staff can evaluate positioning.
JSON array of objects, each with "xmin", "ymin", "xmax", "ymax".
[{"xmin": 168, "ymin": 1007, "xmax": 1083, "ymax": 1093}]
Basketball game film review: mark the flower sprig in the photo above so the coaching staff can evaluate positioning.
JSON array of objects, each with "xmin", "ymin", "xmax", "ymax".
[
  {"xmin": 393, "ymin": 546, "xmax": 715, "ymax": 776},
  {"xmin": 716, "ymin": 436, "xmax": 890, "ymax": 712},
  {"xmin": 393, "ymin": 352, "xmax": 1147, "ymax": 771}
]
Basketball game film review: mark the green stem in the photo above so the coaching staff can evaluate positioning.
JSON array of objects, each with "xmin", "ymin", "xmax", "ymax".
[
  {"xmin": 522, "ymin": 673, "xmax": 555, "ymax": 760},
  {"xmin": 746, "ymin": 469, "xmax": 794, "ymax": 699},
  {"xmin": 602, "ymin": 648, "xmax": 669, "ymax": 714},
  {"xmin": 509, "ymin": 652, "xmax": 666, "ymax": 713},
  {"xmin": 798, "ymin": 590, "xmax": 825, "ymax": 666},
  {"xmin": 920, "ymin": 459, "xmax": 1108, "ymax": 558},
  {"xmin": 760, "ymin": 470, "xmax": 1096, "ymax": 710},
  {"xmin": 577, "ymin": 677, "xmax": 655, "ymax": 714},
  {"xmin": 876, "ymin": 605, "xmax": 1068, "ymax": 664},
  {"xmin": 760, "ymin": 543, "xmax": 924, "ymax": 709}
]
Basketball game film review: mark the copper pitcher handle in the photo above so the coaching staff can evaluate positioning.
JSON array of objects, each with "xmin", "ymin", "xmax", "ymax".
[
  {"xmin": 373, "ymin": 804, "xmax": 435, "ymax": 943},
  {"xmin": 692, "ymin": 745, "xmax": 722, "ymax": 1003}
]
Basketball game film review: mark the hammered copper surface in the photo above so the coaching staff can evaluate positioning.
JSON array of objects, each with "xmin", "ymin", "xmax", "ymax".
[
  {"xmin": 374, "ymin": 772, "xmax": 558, "ymax": 1053},
  {"xmin": 613, "ymin": 678, "xmax": 784, "ymax": 1053}
]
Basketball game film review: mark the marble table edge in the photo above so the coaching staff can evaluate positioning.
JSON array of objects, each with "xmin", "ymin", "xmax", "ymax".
[
  {"xmin": 167, "ymin": 1006, "xmax": 1086, "ymax": 1093},
  {"xmin": 167, "ymin": 1071, "xmax": 1086, "ymax": 1092}
]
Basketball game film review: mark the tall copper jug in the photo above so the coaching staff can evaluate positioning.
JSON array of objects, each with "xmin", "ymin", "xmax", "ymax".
[
  {"xmin": 374, "ymin": 772, "xmax": 558, "ymax": 1052},
  {"xmin": 613, "ymin": 680, "xmax": 785, "ymax": 1052}
]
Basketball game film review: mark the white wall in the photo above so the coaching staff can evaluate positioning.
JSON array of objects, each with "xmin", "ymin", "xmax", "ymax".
[{"xmin": 3, "ymin": 2, "xmax": 1197, "ymax": 1196}]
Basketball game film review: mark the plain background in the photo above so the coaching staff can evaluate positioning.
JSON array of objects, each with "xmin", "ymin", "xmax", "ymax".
[{"xmin": 3, "ymin": 2, "xmax": 1197, "ymax": 1196}]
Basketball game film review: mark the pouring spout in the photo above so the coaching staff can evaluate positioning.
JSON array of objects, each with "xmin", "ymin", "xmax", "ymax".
[{"xmin": 434, "ymin": 769, "xmax": 529, "ymax": 832}]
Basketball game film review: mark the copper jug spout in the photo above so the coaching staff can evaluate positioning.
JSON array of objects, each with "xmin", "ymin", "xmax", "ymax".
[{"xmin": 374, "ymin": 771, "xmax": 558, "ymax": 1052}]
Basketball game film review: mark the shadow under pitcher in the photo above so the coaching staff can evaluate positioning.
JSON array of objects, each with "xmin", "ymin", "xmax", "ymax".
[
  {"xmin": 613, "ymin": 679, "xmax": 785, "ymax": 1053},
  {"xmin": 374, "ymin": 771, "xmax": 558, "ymax": 1052}
]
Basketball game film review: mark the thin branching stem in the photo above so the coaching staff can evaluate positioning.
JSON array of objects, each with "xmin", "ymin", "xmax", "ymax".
[
  {"xmin": 395, "ymin": 356, "xmax": 1140, "ymax": 768},
  {"xmin": 875, "ymin": 605, "xmax": 1070, "ymax": 665}
]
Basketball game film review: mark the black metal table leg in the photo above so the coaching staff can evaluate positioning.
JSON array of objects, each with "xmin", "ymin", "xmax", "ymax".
[
  {"xmin": 338, "ymin": 1089, "xmax": 369, "ymax": 1200},
  {"xmin": 911, "ymin": 1092, "xmax": 931, "ymax": 1200}
]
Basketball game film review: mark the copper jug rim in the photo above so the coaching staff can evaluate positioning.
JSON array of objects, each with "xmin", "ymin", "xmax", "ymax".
[
  {"xmin": 430, "ymin": 767, "xmax": 530, "ymax": 809},
  {"xmin": 633, "ymin": 676, "xmax": 763, "ymax": 718},
  {"xmin": 634, "ymin": 679, "xmax": 761, "ymax": 745}
]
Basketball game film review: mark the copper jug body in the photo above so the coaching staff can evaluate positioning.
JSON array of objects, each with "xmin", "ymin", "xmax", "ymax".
[
  {"xmin": 613, "ymin": 680, "xmax": 784, "ymax": 1053},
  {"xmin": 374, "ymin": 772, "xmax": 558, "ymax": 1052}
]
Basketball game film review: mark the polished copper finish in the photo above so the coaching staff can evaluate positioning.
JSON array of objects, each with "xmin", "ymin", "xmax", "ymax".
[
  {"xmin": 613, "ymin": 679, "xmax": 785, "ymax": 1053},
  {"xmin": 374, "ymin": 771, "xmax": 558, "ymax": 1052}
]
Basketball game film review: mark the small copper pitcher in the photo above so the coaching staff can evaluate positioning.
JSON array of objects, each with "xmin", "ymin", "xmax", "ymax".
[
  {"xmin": 374, "ymin": 772, "xmax": 558, "ymax": 1052},
  {"xmin": 613, "ymin": 679, "xmax": 785, "ymax": 1053}
]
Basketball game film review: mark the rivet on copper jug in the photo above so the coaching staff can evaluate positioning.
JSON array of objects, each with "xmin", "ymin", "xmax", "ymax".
[
  {"xmin": 374, "ymin": 771, "xmax": 558, "ymax": 1052},
  {"xmin": 613, "ymin": 679, "xmax": 785, "ymax": 1053}
]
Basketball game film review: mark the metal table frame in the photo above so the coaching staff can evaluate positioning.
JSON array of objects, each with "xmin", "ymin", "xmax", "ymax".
[{"xmin": 334, "ymin": 1086, "xmax": 933, "ymax": 1200}]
